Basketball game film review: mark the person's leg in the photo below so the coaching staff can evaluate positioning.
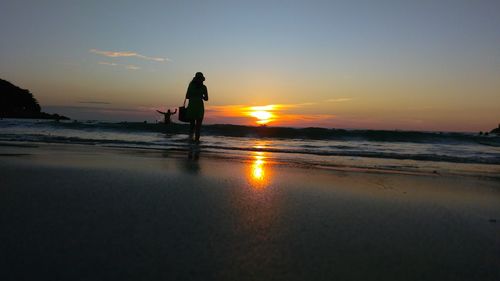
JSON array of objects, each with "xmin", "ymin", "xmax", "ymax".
[
  {"xmin": 189, "ymin": 120, "xmax": 195, "ymax": 139},
  {"xmin": 194, "ymin": 118, "xmax": 203, "ymax": 141}
]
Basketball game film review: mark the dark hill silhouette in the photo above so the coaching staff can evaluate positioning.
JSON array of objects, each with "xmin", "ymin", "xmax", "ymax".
[{"xmin": 0, "ymin": 79, "xmax": 69, "ymax": 120}]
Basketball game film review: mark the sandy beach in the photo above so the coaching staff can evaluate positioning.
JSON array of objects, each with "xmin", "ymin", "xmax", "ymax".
[{"xmin": 1, "ymin": 142, "xmax": 499, "ymax": 280}]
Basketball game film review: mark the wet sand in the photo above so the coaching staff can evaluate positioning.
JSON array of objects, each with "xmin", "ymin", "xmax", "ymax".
[{"xmin": 1, "ymin": 143, "xmax": 499, "ymax": 280}]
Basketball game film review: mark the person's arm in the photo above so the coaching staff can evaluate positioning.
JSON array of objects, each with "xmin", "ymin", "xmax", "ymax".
[
  {"xmin": 156, "ymin": 110, "xmax": 166, "ymax": 114},
  {"xmin": 173, "ymin": 109, "xmax": 177, "ymax": 114},
  {"xmin": 203, "ymin": 86, "xmax": 209, "ymax": 101}
]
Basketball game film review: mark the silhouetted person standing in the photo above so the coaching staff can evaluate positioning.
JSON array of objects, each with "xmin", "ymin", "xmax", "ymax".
[
  {"xmin": 156, "ymin": 108, "xmax": 177, "ymax": 124},
  {"xmin": 186, "ymin": 72, "xmax": 208, "ymax": 142}
]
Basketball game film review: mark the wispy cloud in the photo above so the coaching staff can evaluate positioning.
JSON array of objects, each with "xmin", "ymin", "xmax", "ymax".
[
  {"xmin": 125, "ymin": 65, "xmax": 141, "ymax": 70},
  {"xmin": 90, "ymin": 49, "xmax": 169, "ymax": 62},
  {"xmin": 98, "ymin": 61, "xmax": 118, "ymax": 66},
  {"xmin": 98, "ymin": 61, "xmax": 141, "ymax": 70},
  {"xmin": 326, "ymin": 97, "xmax": 353, "ymax": 103},
  {"xmin": 296, "ymin": 102, "xmax": 317, "ymax": 106}
]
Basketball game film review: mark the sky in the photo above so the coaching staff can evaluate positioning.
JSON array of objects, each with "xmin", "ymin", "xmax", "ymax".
[{"xmin": 1, "ymin": 0, "xmax": 499, "ymax": 131}]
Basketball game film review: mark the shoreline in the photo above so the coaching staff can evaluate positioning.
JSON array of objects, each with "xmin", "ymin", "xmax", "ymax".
[
  {"xmin": 2, "ymin": 142, "xmax": 500, "ymax": 280},
  {"xmin": 1, "ymin": 140, "xmax": 499, "ymax": 180}
]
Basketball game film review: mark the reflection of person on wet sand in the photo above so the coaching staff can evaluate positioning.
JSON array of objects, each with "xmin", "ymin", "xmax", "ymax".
[
  {"xmin": 182, "ymin": 144, "xmax": 200, "ymax": 173},
  {"xmin": 188, "ymin": 144, "xmax": 200, "ymax": 160},
  {"xmin": 156, "ymin": 108, "xmax": 177, "ymax": 124}
]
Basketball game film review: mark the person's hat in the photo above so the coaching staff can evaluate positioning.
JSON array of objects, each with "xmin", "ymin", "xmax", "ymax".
[{"xmin": 195, "ymin": 72, "xmax": 205, "ymax": 79}]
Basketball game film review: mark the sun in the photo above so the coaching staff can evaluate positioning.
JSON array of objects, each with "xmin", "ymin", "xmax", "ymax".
[
  {"xmin": 247, "ymin": 105, "xmax": 277, "ymax": 125},
  {"xmin": 250, "ymin": 110, "xmax": 273, "ymax": 125}
]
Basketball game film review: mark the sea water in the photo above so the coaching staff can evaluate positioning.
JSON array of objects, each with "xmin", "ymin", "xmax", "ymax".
[{"xmin": 1, "ymin": 119, "xmax": 499, "ymax": 177}]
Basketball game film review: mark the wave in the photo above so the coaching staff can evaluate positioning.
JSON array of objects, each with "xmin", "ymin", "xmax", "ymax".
[
  {"xmin": 1, "ymin": 119, "xmax": 499, "ymax": 166},
  {"xmin": 1, "ymin": 133, "xmax": 499, "ymax": 165},
  {"xmin": 6, "ymin": 120, "xmax": 499, "ymax": 146}
]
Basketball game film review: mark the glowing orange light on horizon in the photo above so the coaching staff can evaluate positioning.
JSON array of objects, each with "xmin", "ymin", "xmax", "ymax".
[
  {"xmin": 208, "ymin": 104, "xmax": 309, "ymax": 126},
  {"xmin": 246, "ymin": 105, "xmax": 278, "ymax": 125},
  {"xmin": 250, "ymin": 110, "xmax": 273, "ymax": 125}
]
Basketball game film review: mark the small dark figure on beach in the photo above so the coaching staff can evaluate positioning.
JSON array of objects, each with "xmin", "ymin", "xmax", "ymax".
[
  {"xmin": 156, "ymin": 108, "xmax": 177, "ymax": 124},
  {"xmin": 185, "ymin": 72, "xmax": 208, "ymax": 142}
]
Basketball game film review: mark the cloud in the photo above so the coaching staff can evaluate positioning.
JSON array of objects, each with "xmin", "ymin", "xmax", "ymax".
[
  {"xmin": 90, "ymin": 49, "xmax": 169, "ymax": 62},
  {"xmin": 98, "ymin": 61, "xmax": 118, "ymax": 66},
  {"xmin": 125, "ymin": 65, "xmax": 141, "ymax": 70},
  {"xmin": 296, "ymin": 102, "xmax": 317, "ymax": 106},
  {"xmin": 326, "ymin": 98, "xmax": 353, "ymax": 103},
  {"xmin": 98, "ymin": 61, "xmax": 141, "ymax": 70}
]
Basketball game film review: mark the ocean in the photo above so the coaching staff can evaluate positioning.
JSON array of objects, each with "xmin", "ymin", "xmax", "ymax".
[{"xmin": 1, "ymin": 119, "xmax": 499, "ymax": 177}]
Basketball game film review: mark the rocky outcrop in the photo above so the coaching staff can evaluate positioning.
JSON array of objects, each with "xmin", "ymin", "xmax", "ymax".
[{"xmin": 0, "ymin": 78, "xmax": 69, "ymax": 120}]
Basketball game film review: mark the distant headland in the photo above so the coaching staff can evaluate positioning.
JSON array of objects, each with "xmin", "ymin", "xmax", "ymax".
[{"xmin": 0, "ymin": 78, "xmax": 69, "ymax": 120}]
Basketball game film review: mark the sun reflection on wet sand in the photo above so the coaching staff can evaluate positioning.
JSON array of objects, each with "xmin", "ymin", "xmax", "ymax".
[
  {"xmin": 252, "ymin": 154, "xmax": 265, "ymax": 181},
  {"xmin": 247, "ymin": 151, "xmax": 272, "ymax": 188}
]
